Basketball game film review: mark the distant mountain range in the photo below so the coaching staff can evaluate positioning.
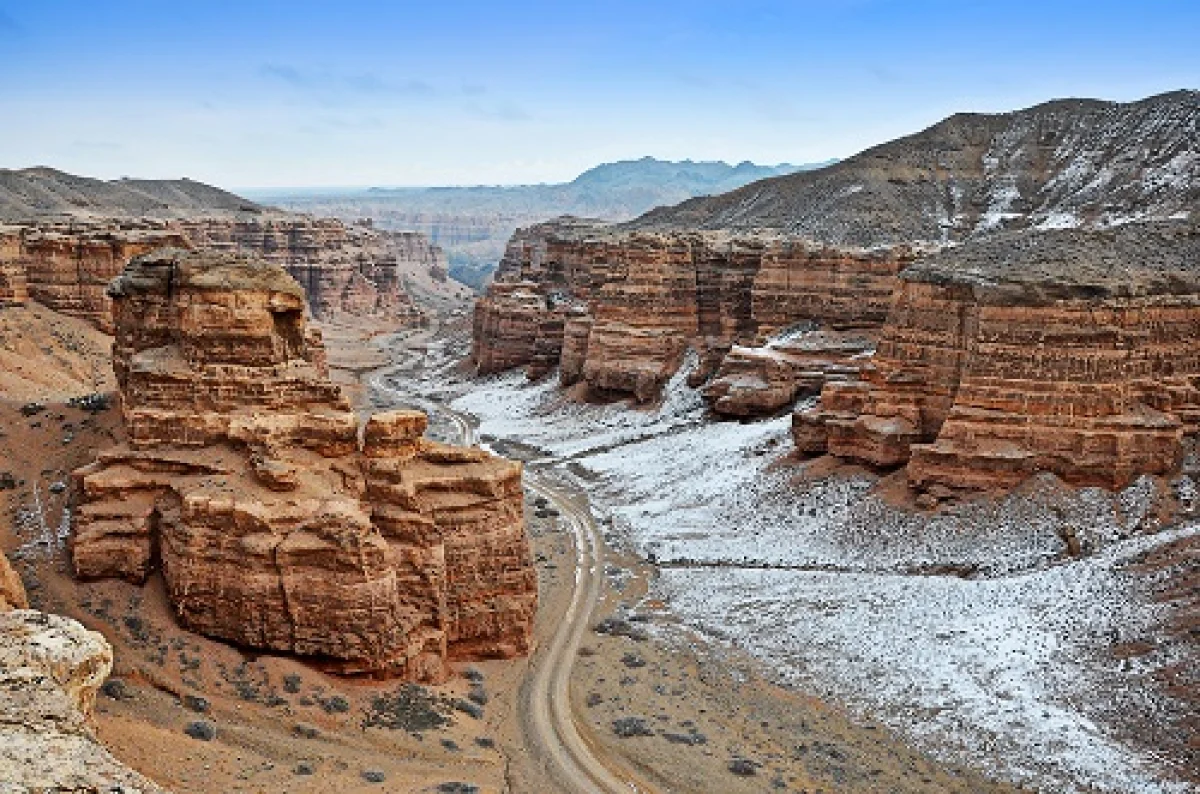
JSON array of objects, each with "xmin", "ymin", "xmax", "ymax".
[
  {"xmin": 631, "ymin": 91, "xmax": 1199, "ymax": 245},
  {"xmin": 255, "ymin": 157, "xmax": 835, "ymax": 288},
  {"xmin": 0, "ymin": 167, "xmax": 269, "ymax": 220}
]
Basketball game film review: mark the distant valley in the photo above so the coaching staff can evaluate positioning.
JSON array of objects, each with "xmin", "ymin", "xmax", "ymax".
[{"xmin": 247, "ymin": 157, "xmax": 834, "ymax": 288}]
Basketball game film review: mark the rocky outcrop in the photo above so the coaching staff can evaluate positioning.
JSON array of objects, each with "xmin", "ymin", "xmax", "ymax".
[
  {"xmin": 704, "ymin": 329, "xmax": 874, "ymax": 417},
  {"xmin": 0, "ymin": 226, "xmax": 27, "ymax": 306},
  {"xmin": 797, "ymin": 221, "xmax": 1200, "ymax": 492},
  {"xmin": 72, "ymin": 249, "xmax": 536, "ymax": 679},
  {"xmin": 0, "ymin": 552, "xmax": 27, "ymax": 611},
  {"xmin": 0, "ymin": 608, "xmax": 164, "ymax": 792},
  {"xmin": 472, "ymin": 219, "xmax": 910, "ymax": 406}
]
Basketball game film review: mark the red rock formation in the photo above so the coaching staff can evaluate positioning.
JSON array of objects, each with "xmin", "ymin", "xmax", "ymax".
[
  {"xmin": 470, "ymin": 282, "xmax": 552, "ymax": 375},
  {"xmin": 19, "ymin": 226, "xmax": 186, "ymax": 331},
  {"xmin": 0, "ymin": 227, "xmax": 27, "ymax": 306},
  {"xmin": 72, "ymin": 249, "xmax": 536, "ymax": 679},
  {"xmin": 472, "ymin": 219, "xmax": 910, "ymax": 407},
  {"xmin": 1, "ymin": 217, "xmax": 438, "ymax": 331},
  {"xmin": 178, "ymin": 218, "xmax": 434, "ymax": 323},
  {"xmin": 798, "ymin": 221, "xmax": 1200, "ymax": 492}
]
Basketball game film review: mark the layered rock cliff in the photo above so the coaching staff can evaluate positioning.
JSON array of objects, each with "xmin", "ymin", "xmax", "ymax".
[
  {"xmin": 472, "ymin": 219, "xmax": 912, "ymax": 405},
  {"xmin": 797, "ymin": 220, "xmax": 1200, "ymax": 492},
  {"xmin": 0, "ymin": 217, "xmax": 438, "ymax": 331},
  {"xmin": 72, "ymin": 249, "xmax": 536, "ymax": 679}
]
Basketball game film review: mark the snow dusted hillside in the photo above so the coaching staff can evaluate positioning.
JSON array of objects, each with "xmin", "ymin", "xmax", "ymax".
[
  {"xmin": 632, "ymin": 90, "xmax": 1199, "ymax": 246},
  {"xmin": 447, "ymin": 363, "xmax": 1197, "ymax": 794}
]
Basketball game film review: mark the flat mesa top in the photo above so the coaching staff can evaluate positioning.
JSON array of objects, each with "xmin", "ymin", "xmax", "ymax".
[{"xmin": 902, "ymin": 219, "xmax": 1200, "ymax": 301}]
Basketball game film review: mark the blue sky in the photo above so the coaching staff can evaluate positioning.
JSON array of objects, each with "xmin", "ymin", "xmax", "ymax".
[{"xmin": 0, "ymin": 0, "xmax": 1196, "ymax": 187}]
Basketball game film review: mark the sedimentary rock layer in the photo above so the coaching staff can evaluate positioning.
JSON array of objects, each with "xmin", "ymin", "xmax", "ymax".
[
  {"xmin": 72, "ymin": 249, "xmax": 536, "ymax": 678},
  {"xmin": 798, "ymin": 221, "xmax": 1200, "ymax": 492},
  {"xmin": 0, "ymin": 217, "xmax": 439, "ymax": 331},
  {"xmin": 471, "ymin": 218, "xmax": 911, "ymax": 405}
]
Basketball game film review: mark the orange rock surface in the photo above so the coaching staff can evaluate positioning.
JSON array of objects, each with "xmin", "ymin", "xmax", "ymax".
[
  {"xmin": 798, "ymin": 221, "xmax": 1200, "ymax": 492},
  {"xmin": 0, "ymin": 217, "xmax": 436, "ymax": 331},
  {"xmin": 72, "ymin": 249, "xmax": 536, "ymax": 679},
  {"xmin": 0, "ymin": 551, "xmax": 27, "ymax": 611}
]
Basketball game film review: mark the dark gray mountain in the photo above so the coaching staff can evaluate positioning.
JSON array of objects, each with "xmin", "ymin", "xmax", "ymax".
[{"xmin": 0, "ymin": 167, "xmax": 268, "ymax": 220}]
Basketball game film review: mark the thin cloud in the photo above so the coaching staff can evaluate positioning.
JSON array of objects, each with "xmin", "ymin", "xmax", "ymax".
[
  {"xmin": 466, "ymin": 100, "xmax": 532, "ymax": 122},
  {"xmin": 260, "ymin": 64, "xmax": 435, "ymax": 98}
]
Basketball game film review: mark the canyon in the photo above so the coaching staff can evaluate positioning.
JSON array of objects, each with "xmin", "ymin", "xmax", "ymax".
[
  {"xmin": 70, "ymin": 249, "xmax": 536, "ymax": 679},
  {"xmin": 472, "ymin": 218, "xmax": 912, "ymax": 409},
  {"xmin": 0, "ymin": 86, "xmax": 1197, "ymax": 794}
]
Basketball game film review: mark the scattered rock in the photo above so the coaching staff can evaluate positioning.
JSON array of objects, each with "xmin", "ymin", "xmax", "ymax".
[
  {"xmin": 361, "ymin": 769, "xmax": 386, "ymax": 783},
  {"xmin": 611, "ymin": 717, "xmax": 655, "ymax": 738},
  {"xmin": 728, "ymin": 758, "xmax": 759, "ymax": 777},
  {"xmin": 183, "ymin": 694, "xmax": 210, "ymax": 713},
  {"xmin": 100, "ymin": 677, "xmax": 130, "ymax": 700},
  {"xmin": 184, "ymin": 721, "xmax": 216, "ymax": 742}
]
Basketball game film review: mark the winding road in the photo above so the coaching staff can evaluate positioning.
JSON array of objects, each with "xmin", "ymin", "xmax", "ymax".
[{"xmin": 369, "ymin": 364, "xmax": 646, "ymax": 794}]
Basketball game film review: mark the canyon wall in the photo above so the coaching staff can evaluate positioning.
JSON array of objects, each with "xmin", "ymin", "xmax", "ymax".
[
  {"xmin": 0, "ymin": 217, "xmax": 440, "ymax": 331},
  {"xmin": 797, "ymin": 221, "xmax": 1200, "ymax": 493},
  {"xmin": 471, "ymin": 218, "xmax": 912, "ymax": 407},
  {"xmin": 72, "ymin": 249, "xmax": 536, "ymax": 679}
]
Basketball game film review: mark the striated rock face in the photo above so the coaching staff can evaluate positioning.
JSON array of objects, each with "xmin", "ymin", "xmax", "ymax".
[
  {"xmin": 798, "ymin": 221, "xmax": 1200, "ymax": 492},
  {"xmin": 178, "ymin": 218, "xmax": 436, "ymax": 323},
  {"xmin": 472, "ymin": 218, "xmax": 910, "ymax": 406},
  {"xmin": 72, "ymin": 249, "xmax": 536, "ymax": 678},
  {"xmin": 0, "ymin": 226, "xmax": 27, "ymax": 306},
  {"xmin": 18, "ymin": 225, "xmax": 187, "ymax": 331},
  {"xmin": 0, "ymin": 609, "xmax": 165, "ymax": 792},
  {"xmin": 0, "ymin": 216, "xmax": 439, "ymax": 331}
]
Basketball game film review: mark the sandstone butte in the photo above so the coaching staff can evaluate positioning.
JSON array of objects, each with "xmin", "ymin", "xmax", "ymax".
[
  {"xmin": 0, "ymin": 216, "xmax": 438, "ymax": 332},
  {"xmin": 796, "ymin": 220, "xmax": 1200, "ymax": 493},
  {"xmin": 70, "ymin": 249, "xmax": 537, "ymax": 680},
  {"xmin": 471, "ymin": 217, "xmax": 913, "ymax": 410},
  {"xmin": 0, "ymin": 551, "xmax": 165, "ymax": 791}
]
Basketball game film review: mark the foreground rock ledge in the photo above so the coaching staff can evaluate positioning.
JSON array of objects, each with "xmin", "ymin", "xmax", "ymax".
[
  {"xmin": 0, "ymin": 608, "xmax": 165, "ymax": 793},
  {"xmin": 71, "ymin": 249, "xmax": 537, "ymax": 680}
]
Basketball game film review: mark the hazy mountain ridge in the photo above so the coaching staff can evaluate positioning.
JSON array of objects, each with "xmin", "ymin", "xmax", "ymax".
[
  {"xmin": 629, "ymin": 90, "xmax": 1199, "ymax": 245},
  {"xmin": 0, "ymin": 167, "xmax": 270, "ymax": 221}
]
